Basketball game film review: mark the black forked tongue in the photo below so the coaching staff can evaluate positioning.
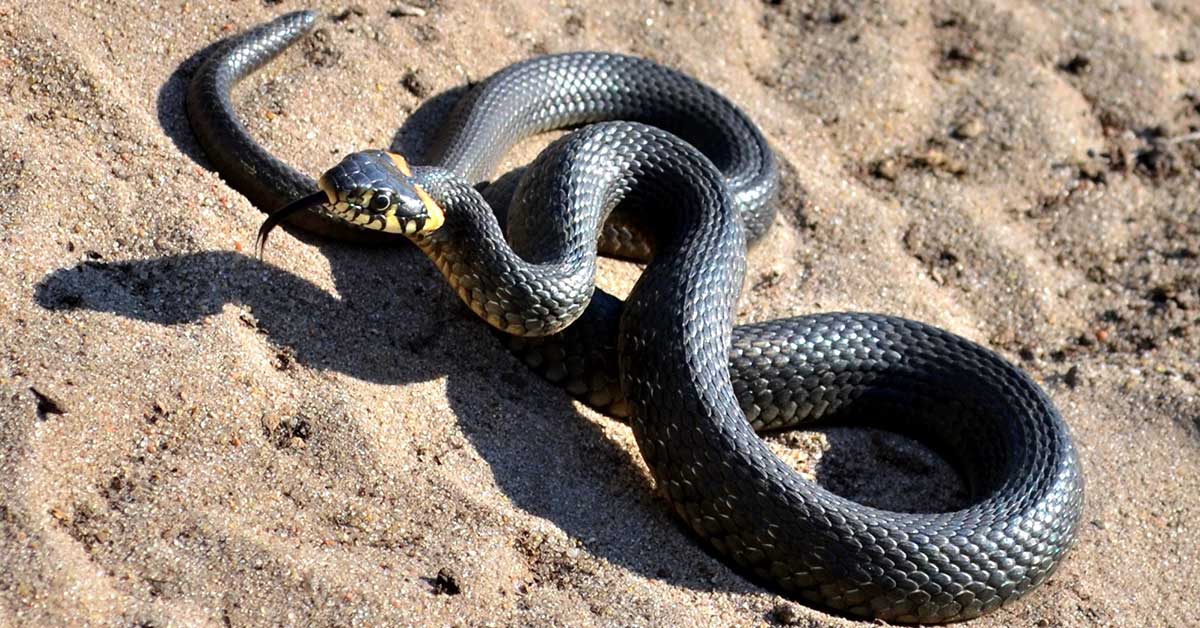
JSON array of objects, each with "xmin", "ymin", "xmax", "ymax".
[{"xmin": 254, "ymin": 190, "xmax": 329, "ymax": 259}]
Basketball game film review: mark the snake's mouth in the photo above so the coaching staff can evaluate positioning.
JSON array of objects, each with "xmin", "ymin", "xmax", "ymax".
[{"xmin": 253, "ymin": 151, "xmax": 446, "ymax": 257}]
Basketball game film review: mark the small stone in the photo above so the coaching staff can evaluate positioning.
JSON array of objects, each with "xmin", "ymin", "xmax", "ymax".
[
  {"xmin": 870, "ymin": 158, "xmax": 899, "ymax": 181},
  {"xmin": 1176, "ymin": 48, "xmax": 1195, "ymax": 63},
  {"xmin": 389, "ymin": 2, "xmax": 426, "ymax": 17},
  {"xmin": 917, "ymin": 148, "xmax": 947, "ymax": 167},
  {"xmin": 951, "ymin": 117, "xmax": 985, "ymax": 140}
]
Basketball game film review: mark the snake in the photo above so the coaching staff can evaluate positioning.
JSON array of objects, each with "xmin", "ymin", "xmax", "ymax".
[{"xmin": 185, "ymin": 10, "xmax": 1084, "ymax": 623}]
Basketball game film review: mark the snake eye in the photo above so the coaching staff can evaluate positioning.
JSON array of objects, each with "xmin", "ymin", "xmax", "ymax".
[{"xmin": 370, "ymin": 193, "xmax": 391, "ymax": 212}]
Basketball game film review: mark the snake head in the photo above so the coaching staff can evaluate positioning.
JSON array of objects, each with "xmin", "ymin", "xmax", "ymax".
[
  {"xmin": 317, "ymin": 150, "xmax": 445, "ymax": 236},
  {"xmin": 255, "ymin": 150, "xmax": 445, "ymax": 256}
]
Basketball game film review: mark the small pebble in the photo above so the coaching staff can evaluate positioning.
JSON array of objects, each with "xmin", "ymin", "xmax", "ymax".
[
  {"xmin": 918, "ymin": 148, "xmax": 947, "ymax": 167},
  {"xmin": 871, "ymin": 158, "xmax": 899, "ymax": 181},
  {"xmin": 951, "ymin": 117, "xmax": 985, "ymax": 140},
  {"xmin": 389, "ymin": 2, "xmax": 427, "ymax": 17}
]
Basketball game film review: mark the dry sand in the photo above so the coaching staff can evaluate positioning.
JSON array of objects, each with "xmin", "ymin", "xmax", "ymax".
[{"xmin": 1, "ymin": 0, "xmax": 1198, "ymax": 626}]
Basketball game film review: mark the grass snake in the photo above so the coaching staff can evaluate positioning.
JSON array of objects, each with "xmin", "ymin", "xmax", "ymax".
[{"xmin": 185, "ymin": 10, "xmax": 1084, "ymax": 623}]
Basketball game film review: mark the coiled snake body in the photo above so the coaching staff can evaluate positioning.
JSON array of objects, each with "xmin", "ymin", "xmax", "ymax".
[{"xmin": 186, "ymin": 11, "xmax": 1083, "ymax": 623}]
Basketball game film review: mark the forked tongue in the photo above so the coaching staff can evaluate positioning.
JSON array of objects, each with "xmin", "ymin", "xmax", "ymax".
[{"xmin": 254, "ymin": 190, "xmax": 330, "ymax": 258}]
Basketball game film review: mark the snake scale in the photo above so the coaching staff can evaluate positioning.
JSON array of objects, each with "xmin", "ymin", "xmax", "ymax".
[{"xmin": 185, "ymin": 10, "xmax": 1083, "ymax": 623}]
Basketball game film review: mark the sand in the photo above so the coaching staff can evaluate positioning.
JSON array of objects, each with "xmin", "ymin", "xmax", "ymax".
[{"xmin": 1, "ymin": 0, "xmax": 1197, "ymax": 626}]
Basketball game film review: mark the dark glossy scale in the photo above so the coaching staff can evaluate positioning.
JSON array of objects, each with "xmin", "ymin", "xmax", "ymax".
[{"xmin": 186, "ymin": 11, "xmax": 1084, "ymax": 623}]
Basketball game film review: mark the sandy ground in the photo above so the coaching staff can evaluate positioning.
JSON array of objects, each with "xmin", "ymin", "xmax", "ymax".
[{"xmin": 1, "ymin": 0, "xmax": 1198, "ymax": 626}]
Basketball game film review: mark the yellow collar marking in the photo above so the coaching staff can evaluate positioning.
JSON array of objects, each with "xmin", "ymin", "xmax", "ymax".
[
  {"xmin": 387, "ymin": 152, "xmax": 413, "ymax": 177},
  {"xmin": 413, "ymin": 183, "xmax": 445, "ymax": 233}
]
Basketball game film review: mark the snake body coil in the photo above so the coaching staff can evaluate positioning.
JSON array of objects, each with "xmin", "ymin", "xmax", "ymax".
[{"xmin": 186, "ymin": 11, "xmax": 1083, "ymax": 623}]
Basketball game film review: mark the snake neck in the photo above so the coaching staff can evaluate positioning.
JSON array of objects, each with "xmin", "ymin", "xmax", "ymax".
[{"xmin": 409, "ymin": 166, "xmax": 597, "ymax": 336}]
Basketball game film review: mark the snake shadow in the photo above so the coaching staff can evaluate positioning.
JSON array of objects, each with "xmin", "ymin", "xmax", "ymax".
[{"xmin": 32, "ymin": 242, "xmax": 764, "ymax": 598}]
